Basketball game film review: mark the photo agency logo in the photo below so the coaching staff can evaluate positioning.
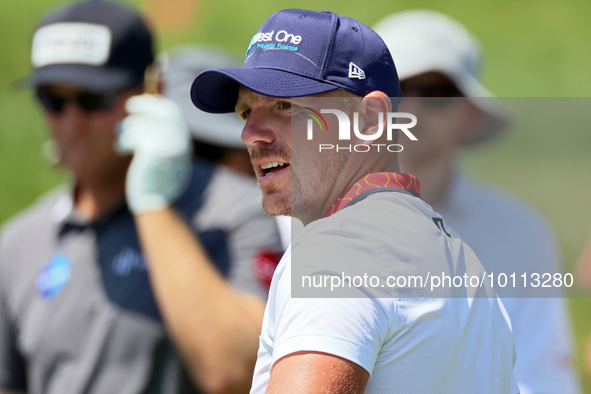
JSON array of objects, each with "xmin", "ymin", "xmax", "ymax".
[{"xmin": 304, "ymin": 107, "xmax": 418, "ymax": 153}]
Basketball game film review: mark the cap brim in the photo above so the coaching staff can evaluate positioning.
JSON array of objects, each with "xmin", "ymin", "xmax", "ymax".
[
  {"xmin": 453, "ymin": 74, "xmax": 513, "ymax": 145},
  {"xmin": 190, "ymin": 68, "xmax": 339, "ymax": 114},
  {"xmin": 398, "ymin": 61, "xmax": 512, "ymax": 145},
  {"xmin": 32, "ymin": 64, "xmax": 139, "ymax": 93}
]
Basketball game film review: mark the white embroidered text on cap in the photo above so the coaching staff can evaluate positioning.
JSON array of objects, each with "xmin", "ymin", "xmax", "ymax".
[{"xmin": 32, "ymin": 23, "xmax": 112, "ymax": 67}]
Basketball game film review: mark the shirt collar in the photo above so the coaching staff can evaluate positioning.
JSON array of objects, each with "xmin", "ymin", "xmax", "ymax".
[
  {"xmin": 49, "ymin": 182, "xmax": 79, "ymax": 225},
  {"xmin": 50, "ymin": 182, "xmax": 128, "ymax": 236},
  {"xmin": 323, "ymin": 172, "xmax": 421, "ymax": 218}
]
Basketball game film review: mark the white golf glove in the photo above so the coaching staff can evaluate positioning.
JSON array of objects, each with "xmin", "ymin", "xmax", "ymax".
[{"xmin": 114, "ymin": 94, "xmax": 192, "ymax": 214}]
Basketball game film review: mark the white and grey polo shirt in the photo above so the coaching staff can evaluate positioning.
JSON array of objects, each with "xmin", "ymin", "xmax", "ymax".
[{"xmin": 0, "ymin": 159, "xmax": 283, "ymax": 394}]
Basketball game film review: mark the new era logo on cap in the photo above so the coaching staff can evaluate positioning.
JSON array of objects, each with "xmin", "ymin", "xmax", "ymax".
[{"xmin": 348, "ymin": 62, "xmax": 365, "ymax": 80}]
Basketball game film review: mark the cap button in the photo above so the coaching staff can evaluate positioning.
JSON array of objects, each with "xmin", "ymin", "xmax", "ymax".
[{"xmin": 321, "ymin": 10, "xmax": 332, "ymax": 13}]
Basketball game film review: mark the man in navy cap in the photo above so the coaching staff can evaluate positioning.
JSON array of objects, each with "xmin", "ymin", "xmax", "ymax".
[
  {"xmin": 189, "ymin": 9, "xmax": 519, "ymax": 393},
  {"xmin": 0, "ymin": 1, "xmax": 282, "ymax": 393}
]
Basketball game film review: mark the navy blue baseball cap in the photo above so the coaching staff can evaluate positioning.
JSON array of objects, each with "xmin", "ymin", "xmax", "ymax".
[
  {"xmin": 191, "ymin": 9, "xmax": 401, "ymax": 114},
  {"xmin": 31, "ymin": 0, "xmax": 154, "ymax": 93}
]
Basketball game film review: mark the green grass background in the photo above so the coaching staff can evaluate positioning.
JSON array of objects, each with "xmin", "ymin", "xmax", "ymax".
[{"xmin": 1, "ymin": 0, "xmax": 590, "ymax": 390}]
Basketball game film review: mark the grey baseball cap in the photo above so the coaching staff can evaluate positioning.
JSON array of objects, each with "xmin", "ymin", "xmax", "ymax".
[
  {"xmin": 374, "ymin": 10, "xmax": 511, "ymax": 145},
  {"xmin": 163, "ymin": 45, "xmax": 246, "ymax": 148}
]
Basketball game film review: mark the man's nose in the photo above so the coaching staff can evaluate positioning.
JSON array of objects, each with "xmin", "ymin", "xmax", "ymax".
[
  {"xmin": 58, "ymin": 100, "xmax": 88, "ymax": 134},
  {"xmin": 241, "ymin": 108, "xmax": 276, "ymax": 146}
]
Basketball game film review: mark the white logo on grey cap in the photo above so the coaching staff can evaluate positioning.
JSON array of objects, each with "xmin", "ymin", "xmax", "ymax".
[
  {"xmin": 32, "ymin": 23, "xmax": 112, "ymax": 67},
  {"xmin": 348, "ymin": 62, "xmax": 366, "ymax": 79}
]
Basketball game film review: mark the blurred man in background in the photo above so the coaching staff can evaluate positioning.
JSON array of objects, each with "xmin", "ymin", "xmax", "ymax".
[
  {"xmin": 163, "ymin": 45, "xmax": 295, "ymax": 252},
  {"xmin": 164, "ymin": 45, "xmax": 255, "ymax": 178},
  {"xmin": 0, "ymin": 1, "xmax": 281, "ymax": 393},
  {"xmin": 374, "ymin": 10, "xmax": 581, "ymax": 394}
]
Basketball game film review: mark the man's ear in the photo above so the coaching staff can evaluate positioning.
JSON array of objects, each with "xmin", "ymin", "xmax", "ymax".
[{"xmin": 354, "ymin": 91, "xmax": 391, "ymax": 143}]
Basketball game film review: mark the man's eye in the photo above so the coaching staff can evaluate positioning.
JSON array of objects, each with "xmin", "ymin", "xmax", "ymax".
[
  {"xmin": 242, "ymin": 109, "xmax": 251, "ymax": 119},
  {"xmin": 280, "ymin": 102, "xmax": 291, "ymax": 109}
]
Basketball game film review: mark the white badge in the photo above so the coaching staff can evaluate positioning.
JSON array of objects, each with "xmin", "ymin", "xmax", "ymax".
[{"xmin": 32, "ymin": 23, "xmax": 112, "ymax": 67}]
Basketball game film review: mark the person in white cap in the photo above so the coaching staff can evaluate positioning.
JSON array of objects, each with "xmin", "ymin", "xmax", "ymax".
[{"xmin": 374, "ymin": 10, "xmax": 581, "ymax": 394}]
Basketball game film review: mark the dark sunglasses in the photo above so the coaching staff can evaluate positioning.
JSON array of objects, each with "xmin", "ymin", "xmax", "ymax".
[
  {"xmin": 400, "ymin": 81, "xmax": 462, "ymax": 98},
  {"xmin": 36, "ymin": 88, "xmax": 119, "ymax": 113}
]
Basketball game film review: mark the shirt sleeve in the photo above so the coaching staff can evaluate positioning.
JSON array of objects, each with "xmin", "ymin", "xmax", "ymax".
[
  {"xmin": 225, "ymin": 212, "xmax": 283, "ymax": 300},
  {"xmin": 0, "ymin": 230, "xmax": 27, "ymax": 391},
  {"xmin": 270, "ymin": 233, "xmax": 392, "ymax": 376},
  {"xmin": 272, "ymin": 294, "xmax": 391, "ymax": 376}
]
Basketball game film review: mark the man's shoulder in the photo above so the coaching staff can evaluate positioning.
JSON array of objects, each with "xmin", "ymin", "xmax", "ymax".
[
  {"xmin": 0, "ymin": 186, "xmax": 67, "ymax": 246},
  {"xmin": 293, "ymin": 192, "xmax": 454, "ymax": 283},
  {"xmin": 297, "ymin": 191, "xmax": 449, "ymax": 255},
  {"xmin": 318, "ymin": 191, "xmax": 441, "ymax": 243}
]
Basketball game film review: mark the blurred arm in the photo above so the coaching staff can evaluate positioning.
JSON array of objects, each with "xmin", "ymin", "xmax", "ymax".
[
  {"xmin": 575, "ymin": 230, "xmax": 591, "ymax": 287},
  {"xmin": 116, "ymin": 95, "xmax": 268, "ymax": 393},
  {"xmin": 135, "ymin": 207, "xmax": 264, "ymax": 394}
]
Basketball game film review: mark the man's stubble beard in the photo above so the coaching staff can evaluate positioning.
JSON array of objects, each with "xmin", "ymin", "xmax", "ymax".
[
  {"xmin": 290, "ymin": 150, "xmax": 346, "ymax": 221},
  {"xmin": 251, "ymin": 131, "xmax": 348, "ymax": 221},
  {"xmin": 250, "ymin": 143, "xmax": 292, "ymax": 217},
  {"xmin": 259, "ymin": 152, "xmax": 339, "ymax": 220},
  {"xmin": 261, "ymin": 187, "xmax": 292, "ymax": 217}
]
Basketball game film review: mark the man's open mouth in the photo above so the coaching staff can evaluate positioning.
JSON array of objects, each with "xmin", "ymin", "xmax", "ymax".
[{"xmin": 260, "ymin": 162, "xmax": 290, "ymax": 176}]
